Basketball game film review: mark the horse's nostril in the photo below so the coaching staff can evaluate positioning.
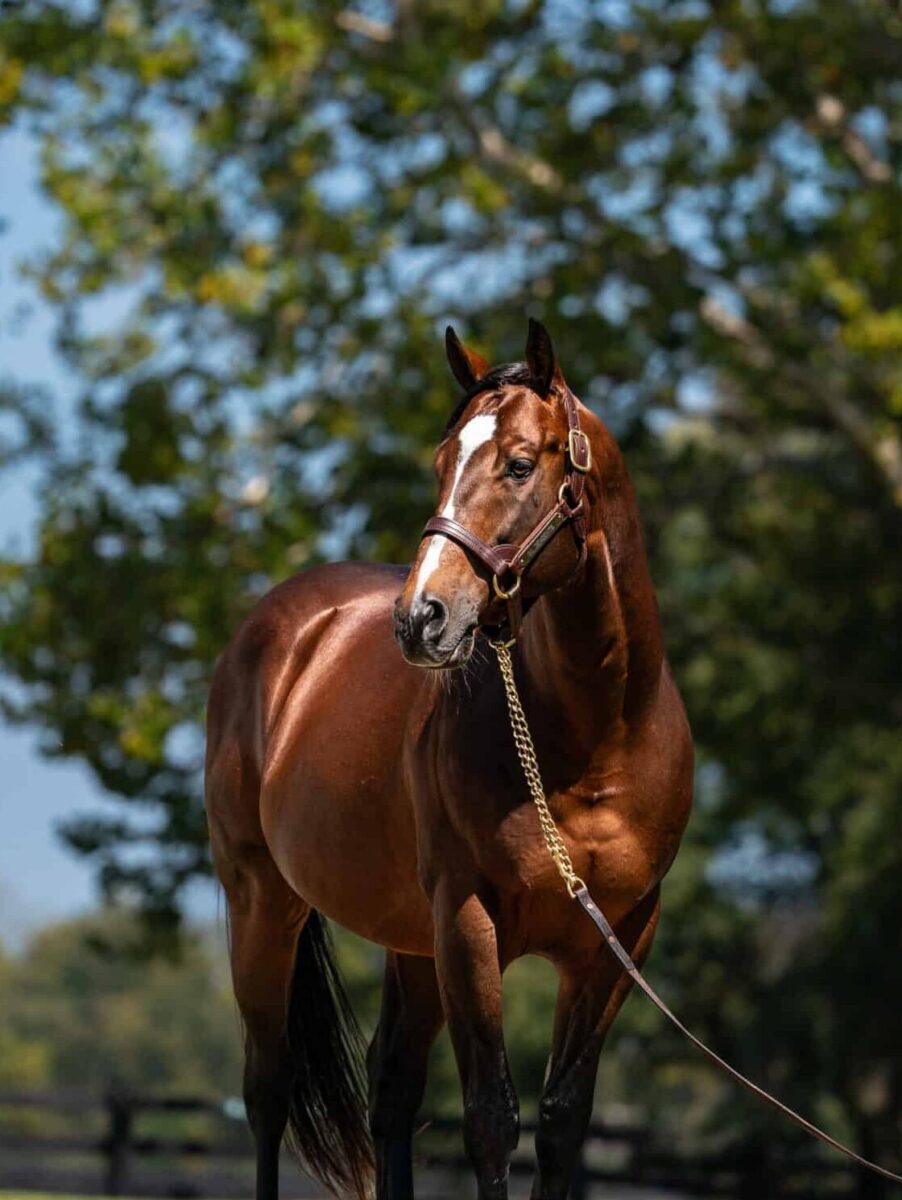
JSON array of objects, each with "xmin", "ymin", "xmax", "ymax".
[
  {"xmin": 405, "ymin": 595, "xmax": 446, "ymax": 645},
  {"xmin": 420, "ymin": 596, "xmax": 448, "ymax": 640},
  {"xmin": 396, "ymin": 595, "xmax": 449, "ymax": 652}
]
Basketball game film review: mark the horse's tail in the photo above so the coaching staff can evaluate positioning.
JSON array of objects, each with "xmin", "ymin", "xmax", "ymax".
[{"xmin": 284, "ymin": 910, "xmax": 374, "ymax": 1198}]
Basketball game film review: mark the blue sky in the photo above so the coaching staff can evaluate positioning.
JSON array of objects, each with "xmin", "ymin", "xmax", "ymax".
[{"xmin": 0, "ymin": 127, "xmax": 218, "ymax": 938}]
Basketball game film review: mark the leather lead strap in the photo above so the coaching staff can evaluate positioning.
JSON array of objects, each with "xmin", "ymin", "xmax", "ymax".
[{"xmin": 574, "ymin": 886, "xmax": 902, "ymax": 1186}]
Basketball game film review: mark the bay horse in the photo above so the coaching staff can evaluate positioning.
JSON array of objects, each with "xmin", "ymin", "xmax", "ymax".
[{"xmin": 204, "ymin": 320, "xmax": 693, "ymax": 1200}]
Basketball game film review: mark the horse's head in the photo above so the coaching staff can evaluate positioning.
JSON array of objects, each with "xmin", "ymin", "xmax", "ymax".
[{"xmin": 394, "ymin": 319, "xmax": 592, "ymax": 669}]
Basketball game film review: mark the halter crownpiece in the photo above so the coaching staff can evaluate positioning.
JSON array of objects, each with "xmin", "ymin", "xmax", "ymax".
[{"xmin": 420, "ymin": 384, "xmax": 591, "ymax": 640}]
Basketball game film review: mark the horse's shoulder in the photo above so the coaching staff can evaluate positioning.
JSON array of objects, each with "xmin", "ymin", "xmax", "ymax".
[
  {"xmin": 210, "ymin": 560, "xmax": 406, "ymax": 698},
  {"xmin": 236, "ymin": 560, "xmax": 402, "ymax": 640},
  {"xmin": 265, "ymin": 559, "xmax": 408, "ymax": 608}
]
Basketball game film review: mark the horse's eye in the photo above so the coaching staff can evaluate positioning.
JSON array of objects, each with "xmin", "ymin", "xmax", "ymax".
[{"xmin": 506, "ymin": 459, "xmax": 534, "ymax": 480}]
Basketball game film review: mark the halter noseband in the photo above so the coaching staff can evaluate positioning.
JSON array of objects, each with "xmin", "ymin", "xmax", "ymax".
[{"xmin": 419, "ymin": 387, "xmax": 592, "ymax": 640}]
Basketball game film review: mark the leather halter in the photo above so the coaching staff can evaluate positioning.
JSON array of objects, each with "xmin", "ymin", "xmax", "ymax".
[{"xmin": 420, "ymin": 387, "xmax": 592, "ymax": 640}]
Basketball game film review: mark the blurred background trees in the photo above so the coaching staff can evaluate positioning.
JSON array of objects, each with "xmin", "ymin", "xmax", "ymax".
[
  {"xmin": 0, "ymin": 910, "xmax": 242, "ymax": 1094},
  {"xmin": 0, "ymin": 906, "xmax": 553, "ymax": 1125},
  {"xmin": 0, "ymin": 0, "xmax": 900, "ymax": 1178}
]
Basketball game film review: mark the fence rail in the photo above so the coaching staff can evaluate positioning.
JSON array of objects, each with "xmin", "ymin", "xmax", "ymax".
[{"xmin": 0, "ymin": 1088, "xmax": 881, "ymax": 1199}]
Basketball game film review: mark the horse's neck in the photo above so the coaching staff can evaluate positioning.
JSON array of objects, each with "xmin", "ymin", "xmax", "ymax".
[{"xmin": 519, "ymin": 471, "xmax": 664, "ymax": 761}]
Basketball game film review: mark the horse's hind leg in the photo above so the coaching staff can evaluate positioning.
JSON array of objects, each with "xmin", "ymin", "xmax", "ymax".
[
  {"xmin": 368, "ymin": 952, "xmax": 445, "ymax": 1199},
  {"xmin": 222, "ymin": 847, "xmax": 308, "ymax": 1200},
  {"xmin": 531, "ymin": 889, "xmax": 661, "ymax": 1200}
]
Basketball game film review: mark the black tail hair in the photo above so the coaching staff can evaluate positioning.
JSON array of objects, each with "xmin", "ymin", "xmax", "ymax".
[{"xmin": 285, "ymin": 910, "xmax": 374, "ymax": 1198}]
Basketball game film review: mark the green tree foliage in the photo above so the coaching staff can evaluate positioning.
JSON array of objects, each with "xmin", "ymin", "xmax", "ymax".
[
  {"xmin": 1, "ymin": 0, "xmax": 901, "ymax": 1166},
  {"xmin": 0, "ymin": 911, "xmax": 242, "ymax": 1093}
]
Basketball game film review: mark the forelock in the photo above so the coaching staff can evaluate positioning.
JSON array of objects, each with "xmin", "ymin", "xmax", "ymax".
[{"xmin": 443, "ymin": 361, "xmax": 539, "ymax": 435}]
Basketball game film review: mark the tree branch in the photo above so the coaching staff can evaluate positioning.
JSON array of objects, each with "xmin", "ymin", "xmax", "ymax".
[
  {"xmin": 447, "ymin": 80, "xmax": 565, "ymax": 194},
  {"xmin": 700, "ymin": 296, "xmax": 902, "ymax": 506},
  {"xmin": 813, "ymin": 94, "xmax": 892, "ymax": 187}
]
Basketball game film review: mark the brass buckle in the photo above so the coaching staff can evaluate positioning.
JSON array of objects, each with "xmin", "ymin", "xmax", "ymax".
[
  {"xmin": 568, "ymin": 428, "xmax": 592, "ymax": 473},
  {"xmin": 492, "ymin": 573, "xmax": 521, "ymax": 601},
  {"xmin": 557, "ymin": 480, "xmax": 585, "ymax": 513},
  {"xmin": 485, "ymin": 631, "xmax": 518, "ymax": 649}
]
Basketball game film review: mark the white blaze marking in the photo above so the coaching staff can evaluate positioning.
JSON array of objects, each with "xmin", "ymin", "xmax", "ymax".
[{"xmin": 414, "ymin": 413, "xmax": 497, "ymax": 601}]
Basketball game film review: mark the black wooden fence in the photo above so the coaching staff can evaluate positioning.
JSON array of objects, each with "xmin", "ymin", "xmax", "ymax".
[{"xmin": 0, "ymin": 1088, "xmax": 884, "ymax": 1199}]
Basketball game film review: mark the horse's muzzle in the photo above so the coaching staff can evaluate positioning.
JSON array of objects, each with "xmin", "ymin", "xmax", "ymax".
[{"xmin": 393, "ymin": 595, "xmax": 476, "ymax": 669}]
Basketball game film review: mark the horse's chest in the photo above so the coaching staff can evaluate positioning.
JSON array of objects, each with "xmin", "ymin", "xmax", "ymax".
[
  {"xmin": 447, "ymin": 780, "xmax": 650, "ymax": 905},
  {"xmin": 417, "ymin": 694, "xmax": 664, "ymax": 914},
  {"xmin": 484, "ymin": 801, "xmax": 559, "ymax": 888}
]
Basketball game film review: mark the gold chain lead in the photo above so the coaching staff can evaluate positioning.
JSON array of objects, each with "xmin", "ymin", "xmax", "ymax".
[{"xmin": 490, "ymin": 640, "xmax": 586, "ymax": 899}]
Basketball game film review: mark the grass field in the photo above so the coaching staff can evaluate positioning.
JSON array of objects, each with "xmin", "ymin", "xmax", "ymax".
[
  {"xmin": 1, "ymin": 1194, "xmax": 102, "ymax": 1200},
  {"xmin": 0, "ymin": 1194, "xmax": 247, "ymax": 1200},
  {"xmin": 1, "ymin": 1194, "xmax": 110, "ymax": 1200},
  {"xmin": 0, "ymin": 1194, "xmax": 137, "ymax": 1200}
]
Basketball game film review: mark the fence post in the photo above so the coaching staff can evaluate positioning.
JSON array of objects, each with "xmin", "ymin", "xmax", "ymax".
[
  {"xmin": 104, "ymin": 1089, "xmax": 133, "ymax": 1197},
  {"xmin": 735, "ymin": 1133, "xmax": 774, "ymax": 1200},
  {"xmin": 571, "ymin": 1142, "xmax": 589, "ymax": 1200}
]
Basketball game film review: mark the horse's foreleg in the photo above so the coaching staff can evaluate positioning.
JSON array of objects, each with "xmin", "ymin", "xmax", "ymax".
[
  {"xmin": 433, "ymin": 880, "xmax": 519, "ymax": 1200},
  {"xmin": 531, "ymin": 889, "xmax": 661, "ymax": 1200},
  {"xmin": 367, "ymin": 952, "xmax": 445, "ymax": 1199},
  {"xmin": 223, "ymin": 852, "xmax": 308, "ymax": 1200}
]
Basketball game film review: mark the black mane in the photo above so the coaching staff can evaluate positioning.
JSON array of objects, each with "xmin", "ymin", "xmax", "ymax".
[{"xmin": 443, "ymin": 362, "xmax": 538, "ymax": 435}]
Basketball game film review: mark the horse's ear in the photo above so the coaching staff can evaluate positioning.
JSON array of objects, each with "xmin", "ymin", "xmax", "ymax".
[
  {"xmin": 445, "ymin": 326, "xmax": 491, "ymax": 391},
  {"xmin": 525, "ymin": 317, "xmax": 559, "ymax": 397}
]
